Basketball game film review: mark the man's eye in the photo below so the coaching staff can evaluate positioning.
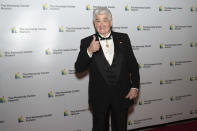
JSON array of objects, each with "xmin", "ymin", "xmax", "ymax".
[{"xmin": 104, "ymin": 19, "xmax": 109, "ymax": 22}]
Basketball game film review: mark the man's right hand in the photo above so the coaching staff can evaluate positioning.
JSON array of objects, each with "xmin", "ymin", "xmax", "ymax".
[{"xmin": 87, "ymin": 35, "xmax": 100, "ymax": 55}]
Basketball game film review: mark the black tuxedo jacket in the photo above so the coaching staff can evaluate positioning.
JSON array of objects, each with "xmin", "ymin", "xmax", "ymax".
[{"xmin": 75, "ymin": 31, "xmax": 140, "ymax": 109}]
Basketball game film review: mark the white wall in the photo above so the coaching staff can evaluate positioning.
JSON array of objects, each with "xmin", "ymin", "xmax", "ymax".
[{"xmin": 0, "ymin": 0, "xmax": 197, "ymax": 131}]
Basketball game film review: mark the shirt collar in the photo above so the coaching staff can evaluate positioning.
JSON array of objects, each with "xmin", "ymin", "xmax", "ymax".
[{"xmin": 98, "ymin": 32, "xmax": 112, "ymax": 39}]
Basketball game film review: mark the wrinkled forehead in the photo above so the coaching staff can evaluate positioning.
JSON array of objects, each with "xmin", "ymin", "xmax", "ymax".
[{"xmin": 95, "ymin": 14, "xmax": 111, "ymax": 21}]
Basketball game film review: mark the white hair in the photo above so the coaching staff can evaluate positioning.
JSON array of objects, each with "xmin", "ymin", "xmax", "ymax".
[{"xmin": 93, "ymin": 7, "xmax": 112, "ymax": 22}]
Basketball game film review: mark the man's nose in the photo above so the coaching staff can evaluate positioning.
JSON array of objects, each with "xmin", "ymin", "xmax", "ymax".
[{"xmin": 100, "ymin": 22, "xmax": 105, "ymax": 26}]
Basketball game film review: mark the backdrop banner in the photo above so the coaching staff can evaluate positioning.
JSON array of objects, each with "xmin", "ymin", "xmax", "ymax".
[{"xmin": 0, "ymin": 0, "xmax": 197, "ymax": 131}]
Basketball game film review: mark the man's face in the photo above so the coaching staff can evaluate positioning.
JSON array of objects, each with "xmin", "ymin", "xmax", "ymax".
[{"xmin": 94, "ymin": 14, "xmax": 112, "ymax": 37}]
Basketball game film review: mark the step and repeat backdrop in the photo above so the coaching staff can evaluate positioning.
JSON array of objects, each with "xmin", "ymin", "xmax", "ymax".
[{"xmin": 0, "ymin": 0, "xmax": 197, "ymax": 131}]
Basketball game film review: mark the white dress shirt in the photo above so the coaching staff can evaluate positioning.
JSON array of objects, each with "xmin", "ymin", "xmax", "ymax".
[
  {"xmin": 87, "ymin": 32, "xmax": 114, "ymax": 66},
  {"xmin": 98, "ymin": 33, "xmax": 114, "ymax": 66}
]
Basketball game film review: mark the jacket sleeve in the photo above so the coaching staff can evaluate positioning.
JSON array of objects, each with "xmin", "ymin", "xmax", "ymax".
[
  {"xmin": 125, "ymin": 34, "xmax": 140, "ymax": 89},
  {"xmin": 75, "ymin": 38, "xmax": 92, "ymax": 73}
]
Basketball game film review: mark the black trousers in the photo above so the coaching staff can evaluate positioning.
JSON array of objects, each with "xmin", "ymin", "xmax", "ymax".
[{"xmin": 92, "ymin": 87, "xmax": 129, "ymax": 131}]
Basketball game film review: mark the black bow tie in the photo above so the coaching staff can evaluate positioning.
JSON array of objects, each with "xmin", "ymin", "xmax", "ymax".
[{"xmin": 98, "ymin": 33, "xmax": 112, "ymax": 41}]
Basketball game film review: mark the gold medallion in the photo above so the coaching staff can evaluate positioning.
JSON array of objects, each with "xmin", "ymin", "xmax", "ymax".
[{"xmin": 106, "ymin": 40, "xmax": 109, "ymax": 48}]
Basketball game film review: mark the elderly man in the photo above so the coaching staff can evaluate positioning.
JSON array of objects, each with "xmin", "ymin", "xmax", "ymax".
[{"xmin": 75, "ymin": 7, "xmax": 140, "ymax": 131}]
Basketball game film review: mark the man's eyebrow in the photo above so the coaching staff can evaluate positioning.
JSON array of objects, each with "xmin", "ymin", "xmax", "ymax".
[{"xmin": 103, "ymin": 17, "xmax": 109, "ymax": 20}]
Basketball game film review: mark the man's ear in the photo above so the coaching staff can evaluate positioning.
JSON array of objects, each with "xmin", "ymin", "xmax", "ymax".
[{"xmin": 110, "ymin": 21, "xmax": 113, "ymax": 28}]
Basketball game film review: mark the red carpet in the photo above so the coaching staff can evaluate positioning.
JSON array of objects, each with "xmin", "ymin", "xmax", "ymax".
[{"xmin": 145, "ymin": 120, "xmax": 197, "ymax": 131}]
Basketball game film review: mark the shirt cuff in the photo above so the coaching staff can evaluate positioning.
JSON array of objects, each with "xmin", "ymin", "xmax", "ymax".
[
  {"xmin": 87, "ymin": 49, "xmax": 92, "ymax": 58},
  {"xmin": 131, "ymin": 88, "xmax": 139, "ymax": 92}
]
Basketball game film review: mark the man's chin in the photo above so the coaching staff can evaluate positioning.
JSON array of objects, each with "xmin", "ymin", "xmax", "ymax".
[{"xmin": 97, "ymin": 31, "xmax": 110, "ymax": 36}]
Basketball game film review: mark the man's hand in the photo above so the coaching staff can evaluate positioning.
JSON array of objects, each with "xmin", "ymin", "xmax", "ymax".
[
  {"xmin": 87, "ymin": 35, "xmax": 100, "ymax": 55},
  {"xmin": 125, "ymin": 88, "xmax": 138, "ymax": 100}
]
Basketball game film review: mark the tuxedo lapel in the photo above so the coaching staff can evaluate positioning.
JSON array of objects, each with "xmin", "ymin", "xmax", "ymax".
[
  {"xmin": 111, "ymin": 32, "xmax": 123, "ymax": 81},
  {"xmin": 93, "ymin": 43, "xmax": 110, "ymax": 83}
]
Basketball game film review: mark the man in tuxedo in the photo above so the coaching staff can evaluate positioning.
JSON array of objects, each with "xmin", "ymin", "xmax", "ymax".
[{"xmin": 75, "ymin": 7, "xmax": 140, "ymax": 131}]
